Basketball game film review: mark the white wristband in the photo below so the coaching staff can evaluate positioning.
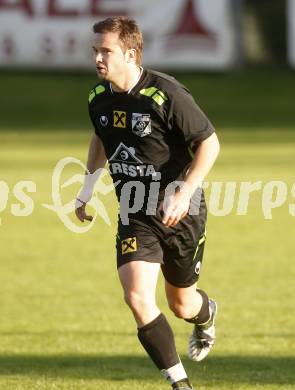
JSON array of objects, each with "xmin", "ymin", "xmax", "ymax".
[{"xmin": 77, "ymin": 169, "xmax": 102, "ymax": 203}]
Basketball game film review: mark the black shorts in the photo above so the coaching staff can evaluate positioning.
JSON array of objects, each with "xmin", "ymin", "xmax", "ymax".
[{"xmin": 116, "ymin": 208, "xmax": 207, "ymax": 288}]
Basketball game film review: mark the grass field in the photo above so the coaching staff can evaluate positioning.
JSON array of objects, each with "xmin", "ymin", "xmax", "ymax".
[{"xmin": 0, "ymin": 69, "xmax": 295, "ymax": 389}]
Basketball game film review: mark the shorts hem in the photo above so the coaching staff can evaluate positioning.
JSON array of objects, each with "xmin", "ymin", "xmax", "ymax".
[
  {"xmin": 162, "ymin": 275, "xmax": 199, "ymax": 288},
  {"xmin": 117, "ymin": 257, "xmax": 163, "ymax": 269}
]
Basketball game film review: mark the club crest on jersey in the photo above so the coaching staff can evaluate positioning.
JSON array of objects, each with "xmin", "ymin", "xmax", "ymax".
[{"xmin": 132, "ymin": 113, "xmax": 151, "ymax": 137}]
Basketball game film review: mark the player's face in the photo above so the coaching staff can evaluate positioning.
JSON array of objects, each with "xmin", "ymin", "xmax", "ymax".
[{"xmin": 92, "ymin": 32, "xmax": 128, "ymax": 81}]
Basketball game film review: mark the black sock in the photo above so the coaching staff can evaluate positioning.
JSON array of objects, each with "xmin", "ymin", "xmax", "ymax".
[
  {"xmin": 137, "ymin": 313, "xmax": 180, "ymax": 369},
  {"xmin": 185, "ymin": 289, "xmax": 210, "ymax": 325}
]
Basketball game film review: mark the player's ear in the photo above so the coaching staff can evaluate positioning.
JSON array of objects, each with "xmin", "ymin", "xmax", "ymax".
[{"xmin": 126, "ymin": 48, "xmax": 137, "ymax": 64}]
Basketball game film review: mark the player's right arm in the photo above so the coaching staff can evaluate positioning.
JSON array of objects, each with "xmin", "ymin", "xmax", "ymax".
[
  {"xmin": 85, "ymin": 133, "xmax": 107, "ymax": 174},
  {"xmin": 75, "ymin": 134, "xmax": 107, "ymax": 223}
]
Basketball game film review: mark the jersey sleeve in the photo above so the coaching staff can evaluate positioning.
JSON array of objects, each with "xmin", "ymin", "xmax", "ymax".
[{"xmin": 170, "ymin": 87, "xmax": 215, "ymax": 146}]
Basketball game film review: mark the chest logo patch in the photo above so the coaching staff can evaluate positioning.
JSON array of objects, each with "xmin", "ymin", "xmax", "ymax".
[
  {"xmin": 132, "ymin": 113, "xmax": 152, "ymax": 137},
  {"xmin": 113, "ymin": 110, "xmax": 126, "ymax": 128},
  {"xmin": 109, "ymin": 142, "xmax": 143, "ymax": 163},
  {"xmin": 108, "ymin": 142, "xmax": 160, "ymax": 179},
  {"xmin": 100, "ymin": 115, "xmax": 108, "ymax": 127}
]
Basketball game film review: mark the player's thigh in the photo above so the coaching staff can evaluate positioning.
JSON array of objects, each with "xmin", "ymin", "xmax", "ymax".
[
  {"xmin": 116, "ymin": 218, "xmax": 163, "ymax": 301},
  {"xmin": 118, "ymin": 260, "xmax": 161, "ymax": 299}
]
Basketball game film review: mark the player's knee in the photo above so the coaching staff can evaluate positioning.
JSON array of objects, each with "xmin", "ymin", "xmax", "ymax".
[
  {"xmin": 169, "ymin": 301, "xmax": 193, "ymax": 319},
  {"xmin": 124, "ymin": 290, "xmax": 151, "ymax": 315}
]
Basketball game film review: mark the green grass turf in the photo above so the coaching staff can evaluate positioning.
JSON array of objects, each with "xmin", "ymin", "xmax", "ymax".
[
  {"xmin": 1, "ymin": 66, "xmax": 295, "ymax": 130},
  {"xmin": 0, "ymin": 127, "xmax": 294, "ymax": 389}
]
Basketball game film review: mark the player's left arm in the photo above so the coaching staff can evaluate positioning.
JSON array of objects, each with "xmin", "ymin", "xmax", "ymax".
[
  {"xmin": 183, "ymin": 132, "xmax": 220, "ymax": 194},
  {"xmin": 162, "ymin": 132, "xmax": 220, "ymax": 227}
]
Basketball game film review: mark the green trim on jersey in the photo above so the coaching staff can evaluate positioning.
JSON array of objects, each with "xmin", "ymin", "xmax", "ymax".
[
  {"xmin": 88, "ymin": 85, "xmax": 106, "ymax": 103},
  {"xmin": 139, "ymin": 87, "xmax": 168, "ymax": 106}
]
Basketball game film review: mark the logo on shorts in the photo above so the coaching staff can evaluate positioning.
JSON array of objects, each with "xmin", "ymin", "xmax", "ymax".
[
  {"xmin": 122, "ymin": 237, "xmax": 137, "ymax": 254},
  {"xmin": 113, "ymin": 111, "xmax": 126, "ymax": 128},
  {"xmin": 132, "ymin": 113, "xmax": 151, "ymax": 137},
  {"xmin": 195, "ymin": 260, "xmax": 202, "ymax": 275}
]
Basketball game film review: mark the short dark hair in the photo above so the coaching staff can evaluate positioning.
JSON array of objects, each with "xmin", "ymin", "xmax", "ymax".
[{"xmin": 93, "ymin": 16, "xmax": 143, "ymax": 66}]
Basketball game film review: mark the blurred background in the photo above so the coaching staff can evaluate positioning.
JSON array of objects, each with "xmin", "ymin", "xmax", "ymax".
[
  {"xmin": 0, "ymin": 1, "xmax": 294, "ymax": 389},
  {"xmin": 0, "ymin": 0, "xmax": 294, "ymax": 129}
]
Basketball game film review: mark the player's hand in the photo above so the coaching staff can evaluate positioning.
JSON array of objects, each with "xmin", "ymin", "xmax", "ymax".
[
  {"xmin": 160, "ymin": 189, "xmax": 191, "ymax": 227},
  {"xmin": 75, "ymin": 199, "xmax": 93, "ymax": 223}
]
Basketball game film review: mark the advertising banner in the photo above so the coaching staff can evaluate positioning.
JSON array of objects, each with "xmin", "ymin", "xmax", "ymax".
[{"xmin": 0, "ymin": 0, "xmax": 239, "ymax": 70}]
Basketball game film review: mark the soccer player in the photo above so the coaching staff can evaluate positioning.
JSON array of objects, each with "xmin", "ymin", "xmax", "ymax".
[{"xmin": 75, "ymin": 16, "xmax": 220, "ymax": 390}]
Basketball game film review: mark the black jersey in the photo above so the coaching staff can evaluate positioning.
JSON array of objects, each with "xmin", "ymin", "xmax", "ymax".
[{"xmin": 88, "ymin": 68, "xmax": 215, "ymax": 211}]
